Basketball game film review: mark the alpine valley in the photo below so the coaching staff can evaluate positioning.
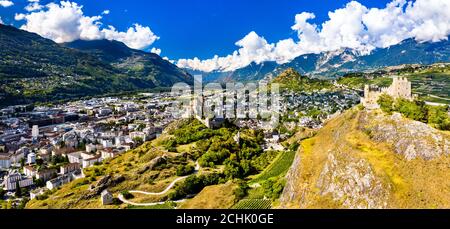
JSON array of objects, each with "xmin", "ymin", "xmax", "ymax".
[{"xmin": 0, "ymin": 24, "xmax": 193, "ymax": 107}]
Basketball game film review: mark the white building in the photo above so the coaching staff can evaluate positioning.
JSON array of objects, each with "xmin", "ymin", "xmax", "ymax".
[
  {"xmin": 46, "ymin": 174, "xmax": 71, "ymax": 190},
  {"xmin": 23, "ymin": 166, "xmax": 37, "ymax": 177},
  {"xmin": 101, "ymin": 139, "xmax": 113, "ymax": 148},
  {"xmin": 27, "ymin": 152, "xmax": 36, "ymax": 164},
  {"xmin": 3, "ymin": 173, "xmax": 34, "ymax": 191},
  {"xmin": 97, "ymin": 108, "xmax": 112, "ymax": 117},
  {"xmin": 32, "ymin": 125, "xmax": 39, "ymax": 139},
  {"xmin": 85, "ymin": 144, "xmax": 97, "ymax": 153},
  {"xmin": 30, "ymin": 188, "xmax": 48, "ymax": 200},
  {"xmin": 0, "ymin": 153, "xmax": 11, "ymax": 169},
  {"xmin": 60, "ymin": 163, "xmax": 80, "ymax": 174},
  {"xmin": 129, "ymin": 131, "xmax": 147, "ymax": 141},
  {"xmin": 68, "ymin": 152, "xmax": 103, "ymax": 168}
]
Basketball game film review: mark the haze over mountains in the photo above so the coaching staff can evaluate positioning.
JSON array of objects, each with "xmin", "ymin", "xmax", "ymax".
[{"xmin": 187, "ymin": 37, "xmax": 450, "ymax": 82}]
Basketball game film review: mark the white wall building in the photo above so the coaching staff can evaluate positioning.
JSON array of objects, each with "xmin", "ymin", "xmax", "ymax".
[
  {"xmin": 27, "ymin": 152, "xmax": 36, "ymax": 164},
  {"xmin": 0, "ymin": 154, "xmax": 11, "ymax": 169}
]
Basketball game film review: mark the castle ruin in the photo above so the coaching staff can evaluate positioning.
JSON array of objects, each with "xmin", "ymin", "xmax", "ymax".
[{"xmin": 361, "ymin": 76, "xmax": 413, "ymax": 109}]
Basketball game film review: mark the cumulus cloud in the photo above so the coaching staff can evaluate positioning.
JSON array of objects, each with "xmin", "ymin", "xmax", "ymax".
[
  {"xmin": 0, "ymin": 16, "xmax": 3, "ymax": 24},
  {"xmin": 25, "ymin": 0, "xmax": 43, "ymax": 12},
  {"xmin": 177, "ymin": 0, "xmax": 450, "ymax": 72},
  {"xmin": 0, "ymin": 0, "xmax": 13, "ymax": 8},
  {"xmin": 16, "ymin": 1, "xmax": 159, "ymax": 50},
  {"xmin": 102, "ymin": 10, "xmax": 110, "ymax": 15},
  {"xmin": 102, "ymin": 24, "xmax": 159, "ymax": 50},
  {"xmin": 150, "ymin": 47, "xmax": 162, "ymax": 55},
  {"xmin": 178, "ymin": 31, "xmax": 276, "ymax": 72}
]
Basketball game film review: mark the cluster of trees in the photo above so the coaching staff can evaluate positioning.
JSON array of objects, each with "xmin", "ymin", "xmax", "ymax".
[
  {"xmin": 176, "ymin": 164, "xmax": 195, "ymax": 176},
  {"xmin": 168, "ymin": 173, "xmax": 222, "ymax": 200},
  {"xmin": 233, "ymin": 180, "xmax": 250, "ymax": 200},
  {"xmin": 378, "ymin": 94, "xmax": 450, "ymax": 130},
  {"xmin": 0, "ymin": 188, "xmax": 5, "ymax": 199},
  {"xmin": 261, "ymin": 177, "xmax": 286, "ymax": 200},
  {"xmin": 121, "ymin": 191, "xmax": 134, "ymax": 200}
]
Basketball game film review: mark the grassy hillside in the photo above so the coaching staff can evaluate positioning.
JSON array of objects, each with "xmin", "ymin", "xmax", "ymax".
[
  {"xmin": 272, "ymin": 68, "xmax": 334, "ymax": 92},
  {"xmin": 26, "ymin": 119, "xmax": 283, "ymax": 209},
  {"xmin": 178, "ymin": 182, "xmax": 238, "ymax": 209},
  {"xmin": 280, "ymin": 107, "xmax": 450, "ymax": 209}
]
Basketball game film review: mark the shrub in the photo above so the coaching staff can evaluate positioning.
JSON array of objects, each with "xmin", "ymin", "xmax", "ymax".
[
  {"xmin": 378, "ymin": 94, "xmax": 394, "ymax": 114},
  {"xmin": 121, "ymin": 191, "xmax": 134, "ymax": 200},
  {"xmin": 176, "ymin": 164, "xmax": 195, "ymax": 176}
]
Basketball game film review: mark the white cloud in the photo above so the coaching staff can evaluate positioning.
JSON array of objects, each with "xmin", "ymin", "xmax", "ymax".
[
  {"xmin": 102, "ymin": 10, "xmax": 110, "ymax": 15},
  {"xmin": 177, "ymin": 0, "xmax": 450, "ymax": 72},
  {"xmin": 0, "ymin": 0, "xmax": 13, "ymax": 8},
  {"xmin": 150, "ymin": 47, "xmax": 162, "ymax": 55},
  {"xmin": 102, "ymin": 24, "xmax": 159, "ymax": 50},
  {"xmin": 16, "ymin": 1, "xmax": 159, "ymax": 50},
  {"xmin": 0, "ymin": 17, "xmax": 3, "ymax": 24},
  {"xmin": 25, "ymin": 0, "xmax": 43, "ymax": 12},
  {"xmin": 178, "ymin": 31, "xmax": 276, "ymax": 72}
]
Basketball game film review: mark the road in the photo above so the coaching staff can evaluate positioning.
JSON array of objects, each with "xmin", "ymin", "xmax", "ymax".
[
  {"xmin": 118, "ymin": 161, "xmax": 200, "ymax": 206},
  {"xmin": 118, "ymin": 194, "xmax": 186, "ymax": 207}
]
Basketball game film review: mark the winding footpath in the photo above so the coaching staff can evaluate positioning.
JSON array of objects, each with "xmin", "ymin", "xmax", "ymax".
[{"xmin": 118, "ymin": 161, "xmax": 200, "ymax": 206}]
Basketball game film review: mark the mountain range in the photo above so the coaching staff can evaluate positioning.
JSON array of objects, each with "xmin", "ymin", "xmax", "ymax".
[
  {"xmin": 189, "ymin": 37, "xmax": 450, "ymax": 82},
  {"xmin": 0, "ymin": 24, "xmax": 193, "ymax": 106},
  {"xmin": 1, "ymin": 23, "xmax": 450, "ymax": 107}
]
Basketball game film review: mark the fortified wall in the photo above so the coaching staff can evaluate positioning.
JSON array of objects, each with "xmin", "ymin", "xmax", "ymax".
[{"xmin": 362, "ymin": 76, "xmax": 413, "ymax": 109}]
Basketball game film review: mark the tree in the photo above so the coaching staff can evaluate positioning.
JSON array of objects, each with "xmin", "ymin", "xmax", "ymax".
[
  {"xmin": 19, "ymin": 158, "xmax": 26, "ymax": 167},
  {"xmin": 121, "ymin": 191, "xmax": 134, "ymax": 200},
  {"xmin": 36, "ymin": 158, "xmax": 44, "ymax": 166},
  {"xmin": 233, "ymin": 180, "xmax": 249, "ymax": 200},
  {"xmin": 34, "ymin": 178, "xmax": 45, "ymax": 188},
  {"xmin": 261, "ymin": 177, "xmax": 285, "ymax": 200},
  {"xmin": 176, "ymin": 164, "xmax": 195, "ymax": 176},
  {"xmin": 378, "ymin": 94, "xmax": 394, "ymax": 114},
  {"xmin": 132, "ymin": 137, "xmax": 144, "ymax": 146},
  {"xmin": 15, "ymin": 181, "xmax": 22, "ymax": 197},
  {"xmin": 0, "ymin": 188, "xmax": 5, "ymax": 199}
]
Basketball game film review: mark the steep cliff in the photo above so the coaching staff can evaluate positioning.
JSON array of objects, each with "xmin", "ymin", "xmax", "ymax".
[{"xmin": 280, "ymin": 108, "xmax": 450, "ymax": 209}]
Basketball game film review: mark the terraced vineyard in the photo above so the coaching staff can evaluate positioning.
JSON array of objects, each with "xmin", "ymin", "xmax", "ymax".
[
  {"xmin": 251, "ymin": 150, "xmax": 296, "ymax": 184},
  {"xmin": 232, "ymin": 199, "xmax": 272, "ymax": 209}
]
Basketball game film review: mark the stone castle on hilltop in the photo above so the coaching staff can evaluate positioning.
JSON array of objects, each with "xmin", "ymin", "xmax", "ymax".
[{"xmin": 361, "ymin": 76, "xmax": 414, "ymax": 109}]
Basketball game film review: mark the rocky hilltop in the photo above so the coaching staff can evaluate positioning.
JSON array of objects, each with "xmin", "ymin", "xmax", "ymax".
[{"xmin": 280, "ymin": 108, "xmax": 450, "ymax": 209}]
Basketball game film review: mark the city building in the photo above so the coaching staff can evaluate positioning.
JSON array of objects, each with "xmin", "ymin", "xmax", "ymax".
[
  {"xmin": 36, "ymin": 169, "xmax": 57, "ymax": 182},
  {"xmin": 60, "ymin": 163, "xmax": 80, "ymax": 175},
  {"xmin": 27, "ymin": 152, "xmax": 36, "ymax": 164},
  {"xmin": 46, "ymin": 174, "xmax": 71, "ymax": 190},
  {"xmin": 32, "ymin": 125, "xmax": 39, "ymax": 139},
  {"xmin": 3, "ymin": 173, "xmax": 33, "ymax": 191},
  {"xmin": 23, "ymin": 166, "xmax": 37, "ymax": 177},
  {"xmin": 0, "ymin": 153, "xmax": 11, "ymax": 169}
]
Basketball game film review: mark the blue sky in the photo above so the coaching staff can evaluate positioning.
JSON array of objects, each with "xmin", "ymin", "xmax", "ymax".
[
  {"xmin": 1, "ymin": 0, "xmax": 449, "ymax": 72},
  {"xmin": 2, "ymin": 0, "xmax": 391, "ymax": 59}
]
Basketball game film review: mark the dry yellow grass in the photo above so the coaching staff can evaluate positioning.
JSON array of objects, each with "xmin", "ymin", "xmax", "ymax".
[
  {"xmin": 179, "ymin": 182, "xmax": 238, "ymax": 209},
  {"xmin": 282, "ymin": 108, "xmax": 450, "ymax": 209}
]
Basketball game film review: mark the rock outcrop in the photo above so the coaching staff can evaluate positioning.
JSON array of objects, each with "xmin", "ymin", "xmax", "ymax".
[
  {"xmin": 360, "ymin": 112, "xmax": 449, "ymax": 160},
  {"xmin": 280, "ymin": 108, "xmax": 450, "ymax": 209},
  {"xmin": 316, "ymin": 153, "xmax": 389, "ymax": 209}
]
